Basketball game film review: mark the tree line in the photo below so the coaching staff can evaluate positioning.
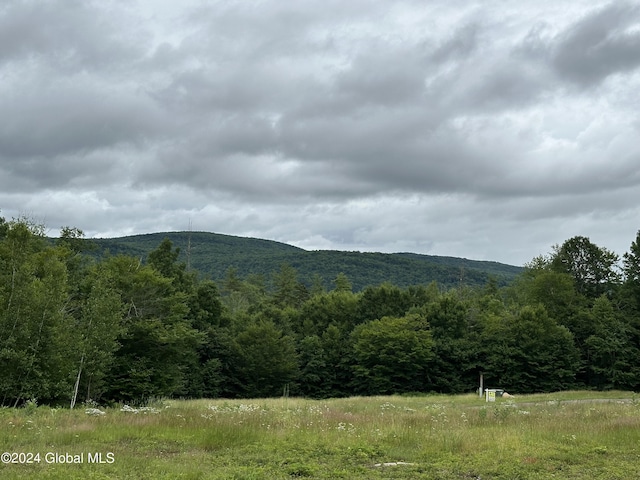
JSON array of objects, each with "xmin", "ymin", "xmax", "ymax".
[
  {"xmin": 90, "ymin": 231, "xmax": 522, "ymax": 291},
  {"xmin": 1, "ymin": 216, "xmax": 639, "ymax": 407}
]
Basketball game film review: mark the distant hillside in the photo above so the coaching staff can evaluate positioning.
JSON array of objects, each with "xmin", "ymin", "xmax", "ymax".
[{"xmin": 90, "ymin": 231, "xmax": 523, "ymax": 291}]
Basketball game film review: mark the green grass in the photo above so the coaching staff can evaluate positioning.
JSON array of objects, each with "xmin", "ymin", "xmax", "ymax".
[{"xmin": 1, "ymin": 392, "xmax": 639, "ymax": 479}]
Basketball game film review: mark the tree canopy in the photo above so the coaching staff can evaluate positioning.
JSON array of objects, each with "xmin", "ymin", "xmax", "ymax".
[{"xmin": 2, "ymin": 219, "xmax": 640, "ymax": 407}]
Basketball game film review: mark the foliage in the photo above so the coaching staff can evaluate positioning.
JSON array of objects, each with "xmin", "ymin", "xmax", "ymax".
[
  {"xmin": 232, "ymin": 320, "xmax": 298, "ymax": 398},
  {"xmin": 423, "ymin": 292, "xmax": 481, "ymax": 393},
  {"xmin": 551, "ymin": 236, "xmax": 620, "ymax": 298},
  {"xmin": 351, "ymin": 313, "xmax": 434, "ymax": 395},
  {"xmin": 0, "ymin": 220, "xmax": 75, "ymax": 406},
  {"xmin": 98, "ymin": 252, "xmax": 203, "ymax": 402},
  {"xmin": 584, "ymin": 296, "xmax": 640, "ymax": 390},
  {"xmin": 69, "ymin": 272, "xmax": 122, "ymax": 407},
  {"xmin": 90, "ymin": 231, "xmax": 523, "ymax": 290},
  {"xmin": 483, "ymin": 305, "xmax": 581, "ymax": 393},
  {"xmin": 4, "ymin": 215, "xmax": 640, "ymax": 404}
]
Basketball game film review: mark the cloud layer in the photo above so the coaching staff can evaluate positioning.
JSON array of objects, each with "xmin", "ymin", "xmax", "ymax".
[{"xmin": 2, "ymin": 0, "xmax": 640, "ymax": 265}]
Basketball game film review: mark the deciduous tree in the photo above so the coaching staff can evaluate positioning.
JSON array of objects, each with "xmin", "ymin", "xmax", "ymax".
[{"xmin": 351, "ymin": 313, "xmax": 434, "ymax": 395}]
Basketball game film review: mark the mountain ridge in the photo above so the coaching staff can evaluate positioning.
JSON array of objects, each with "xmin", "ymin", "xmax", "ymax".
[{"xmin": 89, "ymin": 231, "xmax": 523, "ymax": 291}]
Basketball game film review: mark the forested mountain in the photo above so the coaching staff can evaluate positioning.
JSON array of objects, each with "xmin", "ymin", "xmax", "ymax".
[
  {"xmin": 91, "ymin": 231, "xmax": 522, "ymax": 290},
  {"xmin": 3, "ymin": 216, "xmax": 640, "ymax": 407}
]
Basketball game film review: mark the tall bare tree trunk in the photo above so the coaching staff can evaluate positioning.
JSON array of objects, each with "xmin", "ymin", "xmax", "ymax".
[{"xmin": 70, "ymin": 354, "xmax": 85, "ymax": 409}]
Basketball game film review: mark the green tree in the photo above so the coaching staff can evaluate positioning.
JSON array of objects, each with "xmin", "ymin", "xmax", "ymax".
[
  {"xmin": 310, "ymin": 273, "xmax": 326, "ymax": 297},
  {"xmin": 406, "ymin": 282, "xmax": 441, "ymax": 308},
  {"xmin": 70, "ymin": 274, "xmax": 122, "ymax": 407},
  {"xmin": 584, "ymin": 296, "xmax": 640, "ymax": 390},
  {"xmin": 0, "ymin": 215, "xmax": 8, "ymax": 239},
  {"xmin": 221, "ymin": 267, "xmax": 243, "ymax": 295},
  {"xmin": 57, "ymin": 226, "xmax": 93, "ymax": 254},
  {"xmin": 350, "ymin": 313, "xmax": 434, "ymax": 395},
  {"xmin": 622, "ymin": 230, "xmax": 640, "ymax": 311},
  {"xmin": 189, "ymin": 280, "xmax": 224, "ymax": 330},
  {"xmin": 332, "ymin": 272, "xmax": 352, "ymax": 293},
  {"xmin": 0, "ymin": 220, "xmax": 75, "ymax": 406},
  {"xmin": 272, "ymin": 263, "xmax": 308, "ymax": 308},
  {"xmin": 320, "ymin": 324, "xmax": 354, "ymax": 398},
  {"xmin": 511, "ymin": 268, "xmax": 583, "ymax": 327},
  {"xmin": 483, "ymin": 305, "xmax": 580, "ymax": 393},
  {"xmin": 356, "ymin": 283, "xmax": 410, "ymax": 324},
  {"xmin": 148, "ymin": 238, "xmax": 192, "ymax": 292},
  {"xmin": 99, "ymin": 255, "xmax": 202, "ymax": 401},
  {"xmin": 233, "ymin": 320, "xmax": 298, "ymax": 398},
  {"xmin": 197, "ymin": 327, "xmax": 237, "ymax": 398},
  {"xmin": 623, "ymin": 230, "xmax": 640, "ymax": 284},
  {"xmin": 297, "ymin": 290, "xmax": 359, "ymax": 336},
  {"xmin": 551, "ymin": 236, "xmax": 620, "ymax": 298},
  {"xmin": 296, "ymin": 335, "xmax": 330, "ymax": 398},
  {"xmin": 221, "ymin": 272, "xmax": 268, "ymax": 317},
  {"xmin": 422, "ymin": 292, "xmax": 480, "ymax": 393}
]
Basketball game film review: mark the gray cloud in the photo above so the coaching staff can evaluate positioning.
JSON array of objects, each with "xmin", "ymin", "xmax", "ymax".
[
  {"xmin": 0, "ymin": 0, "xmax": 149, "ymax": 72},
  {"xmin": 0, "ymin": 81, "xmax": 163, "ymax": 158},
  {"xmin": 1, "ymin": 0, "xmax": 640, "ymax": 266},
  {"xmin": 431, "ymin": 23, "xmax": 480, "ymax": 63},
  {"xmin": 551, "ymin": 2, "xmax": 640, "ymax": 86}
]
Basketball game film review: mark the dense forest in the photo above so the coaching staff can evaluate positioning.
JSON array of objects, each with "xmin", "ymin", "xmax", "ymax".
[
  {"xmin": 1, "ymin": 216, "xmax": 639, "ymax": 407},
  {"xmin": 91, "ymin": 231, "xmax": 522, "ymax": 291}
]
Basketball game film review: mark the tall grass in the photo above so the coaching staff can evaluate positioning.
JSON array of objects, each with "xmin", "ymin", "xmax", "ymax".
[{"xmin": 1, "ymin": 392, "xmax": 638, "ymax": 479}]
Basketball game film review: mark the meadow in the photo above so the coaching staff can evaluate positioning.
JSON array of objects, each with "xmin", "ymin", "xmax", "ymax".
[{"xmin": 1, "ymin": 391, "xmax": 639, "ymax": 479}]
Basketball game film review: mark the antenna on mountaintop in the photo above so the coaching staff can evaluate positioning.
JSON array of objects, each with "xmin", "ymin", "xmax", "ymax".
[{"xmin": 187, "ymin": 218, "xmax": 192, "ymax": 272}]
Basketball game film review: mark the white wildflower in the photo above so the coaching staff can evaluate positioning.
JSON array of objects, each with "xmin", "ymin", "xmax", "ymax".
[{"xmin": 85, "ymin": 408, "xmax": 106, "ymax": 416}]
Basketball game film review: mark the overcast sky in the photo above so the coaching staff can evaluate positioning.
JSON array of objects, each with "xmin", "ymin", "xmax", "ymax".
[{"xmin": 1, "ymin": 0, "xmax": 640, "ymax": 266}]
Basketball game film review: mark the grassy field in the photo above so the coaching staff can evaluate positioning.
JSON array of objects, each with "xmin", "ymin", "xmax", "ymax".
[{"xmin": 1, "ymin": 391, "xmax": 639, "ymax": 479}]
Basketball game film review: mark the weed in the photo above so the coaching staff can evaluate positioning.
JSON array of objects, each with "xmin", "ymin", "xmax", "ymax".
[
  {"xmin": 24, "ymin": 398, "xmax": 38, "ymax": 415},
  {"xmin": 0, "ymin": 392, "xmax": 638, "ymax": 479}
]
